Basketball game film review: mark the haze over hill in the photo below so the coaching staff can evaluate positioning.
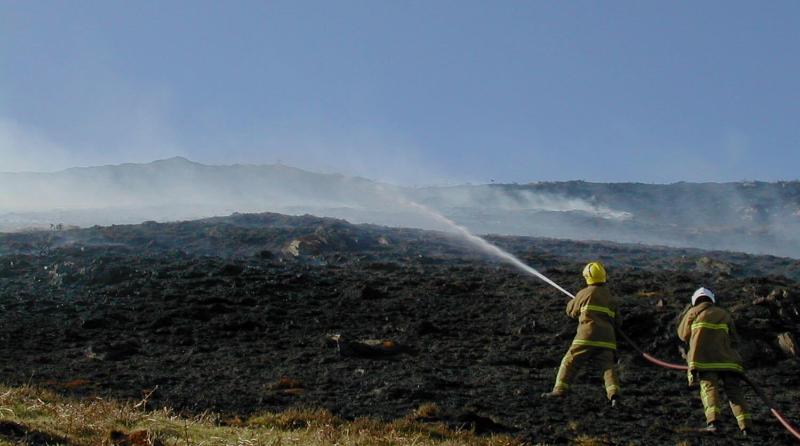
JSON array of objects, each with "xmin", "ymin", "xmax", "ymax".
[{"xmin": 1, "ymin": 157, "xmax": 799, "ymax": 257}]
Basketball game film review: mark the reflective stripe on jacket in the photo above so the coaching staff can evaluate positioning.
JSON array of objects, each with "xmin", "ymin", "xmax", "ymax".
[
  {"xmin": 567, "ymin": 285, "xmax": 618, "ymax": 350},
  {"xmin": 678, "ymin": 302, "xmax": 743, "ymax": 373}
]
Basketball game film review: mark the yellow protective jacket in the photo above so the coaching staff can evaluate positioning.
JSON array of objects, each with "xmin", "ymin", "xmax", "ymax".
[
  {"xmin": 566, "ymin": 285, "xmax": 618, "ymax": 350},
  {"xmin": 677, "ymin": 302, "xmax": 743, "ymax": 373}
]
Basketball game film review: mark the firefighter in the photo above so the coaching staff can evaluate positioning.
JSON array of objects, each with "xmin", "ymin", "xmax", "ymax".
[
  {"xmin": 678, "ymin": 287, "xmax": 751, "ymax": 436},
  {"xmin": 541, "ymin": 261, "xmax": 620, "ymax": 406}
]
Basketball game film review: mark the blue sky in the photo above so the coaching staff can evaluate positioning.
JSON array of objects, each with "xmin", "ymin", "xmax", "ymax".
[{"xmin": 1, "ymin": 1, "xmax": 798, "ymax": 184}]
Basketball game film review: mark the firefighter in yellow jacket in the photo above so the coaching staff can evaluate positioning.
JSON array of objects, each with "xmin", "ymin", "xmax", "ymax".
[
  {"xmin": 542, "ymin": 262, "xmax": 620, "ymax": 406},
  {"xmin": 678, "ymin": 287, "xmax": 751, "ymax": 435}
]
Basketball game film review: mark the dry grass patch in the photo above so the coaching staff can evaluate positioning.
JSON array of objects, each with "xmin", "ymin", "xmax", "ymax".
[
  {"xmin": 412, "ymin": 403, "xmax": 442, "ymax": 420},
  {"xmin": 0, "ymin": 385, "xmax": 531, "ymax": 446}
]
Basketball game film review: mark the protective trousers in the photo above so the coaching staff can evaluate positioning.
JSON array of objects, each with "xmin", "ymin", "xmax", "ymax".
[
  {"xmin": 553, "ymin": 343, "xmax": 619, "ymax": 400},
  {"xmin": 699, "ymin": 371, "xmax": 751, "ymax": 430}
]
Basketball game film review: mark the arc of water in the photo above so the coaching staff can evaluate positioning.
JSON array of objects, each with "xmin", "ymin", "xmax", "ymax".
[{"xmin": 399, "ymin": 199, "xmax": 576, "ymax": 299}]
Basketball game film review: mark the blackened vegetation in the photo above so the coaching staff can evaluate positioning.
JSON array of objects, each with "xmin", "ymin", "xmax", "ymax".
[
  {"xmin": 0, "ymin": 212, "xmax": 799, "ymax": 444},
  {"xmin": 0, "ymin": 420, "xmax": 72, "ymax": 446}
]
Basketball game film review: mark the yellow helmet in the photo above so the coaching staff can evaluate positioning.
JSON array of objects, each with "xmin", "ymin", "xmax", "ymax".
[{"xmin": 582, "ymin": 261, "xmax": 607, "ymax": 285}]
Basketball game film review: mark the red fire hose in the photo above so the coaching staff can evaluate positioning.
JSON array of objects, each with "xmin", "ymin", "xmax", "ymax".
[
  {"xmin": 617, "ymin": 328, "xmax": 800, "ymax": 441},
  {"xmin": 739, "ymin": 374, "xmax": 800, "ymax": 441},
  {"xmin": 616, "ymin": 330, "xmax": 687, "ymax": 371}
]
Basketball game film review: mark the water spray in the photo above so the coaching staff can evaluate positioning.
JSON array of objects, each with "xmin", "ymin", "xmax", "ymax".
[
  {"xmin": 396, "ymin": 198, "xmax": 575, "ymax": 299},
  {"xmin": 395, "ymin": 195, "xmax": 800, "ymax": 442}
]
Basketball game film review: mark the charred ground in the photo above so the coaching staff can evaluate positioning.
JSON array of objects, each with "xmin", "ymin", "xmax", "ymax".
[{"xmin": 0, "ymin": 212, "xmax": 799, "ymax": 445}]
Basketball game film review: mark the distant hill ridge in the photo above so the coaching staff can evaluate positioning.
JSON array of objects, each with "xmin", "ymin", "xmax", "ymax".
[{"xmin": 1, "ymin": 158, "xmax": 799, "ymax": 257}]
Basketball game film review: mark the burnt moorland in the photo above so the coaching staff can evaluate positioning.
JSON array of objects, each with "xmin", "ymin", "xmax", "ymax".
[{"xmin": 0, "ymin": 212, "xmax": 799, "ymax": 444}]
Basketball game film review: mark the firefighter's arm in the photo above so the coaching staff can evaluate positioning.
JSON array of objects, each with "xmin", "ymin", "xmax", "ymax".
[
  {"xmin": 681, "ymin": 312, "xmax": 700, "ymax": 387},
  {"xmin": 566, "ymin": 290, "xmax": 586, "ymax": 319},
  {"xmin": 677, "ymin": 310, "xmax": 693, "ymax": 342},
  {"xmin": 566, "ymin": 297, "xmax": 578, "ymax": 319},
  {"xmin": 678, "ymin": 302, "xmax": 692, "ymax": 320}
]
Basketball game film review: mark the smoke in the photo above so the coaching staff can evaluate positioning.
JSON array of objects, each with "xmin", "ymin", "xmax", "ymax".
[
  {"xmin": 409, "ymin": 185, "xmax": 632, "ymax": 220},
  {"xmin": 190, "ymin": 121, "xmax": 452, "ymax": 188},
  {"xmin": 0, "ymin": 118, "xmax": 74, "ymax": 172},
  {"xmin": 0, "ymin": 158, "xmax": 798, "ymax": 258}
]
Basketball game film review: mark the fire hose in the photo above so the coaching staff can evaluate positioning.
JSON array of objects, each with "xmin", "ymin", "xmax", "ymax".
[{"xmin": 548, "ymin": 285, "xmax": 799, "ymax": 440}]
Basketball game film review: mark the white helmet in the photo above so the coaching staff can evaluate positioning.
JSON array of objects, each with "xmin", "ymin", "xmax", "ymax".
[{"xmin": 691, "ymin": 287, "xmax": 716, "ymax": 305}]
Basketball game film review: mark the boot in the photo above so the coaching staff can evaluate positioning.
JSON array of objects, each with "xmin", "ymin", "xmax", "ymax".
[
  {"xmin": 701, "ymin": 422, "xmax": 718, "ymax": 433},
  {"xmin": 540, "ymin": 391, "xmax": 565, "ymax": 399}
]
